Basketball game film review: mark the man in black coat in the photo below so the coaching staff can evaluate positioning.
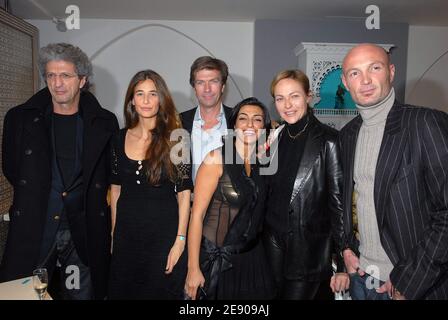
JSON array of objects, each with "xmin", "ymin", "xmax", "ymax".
[
  {"xmin": 0, "ymin": 43, "xmax": 119, "ymax": 299},
  {"xmin": 179, "ymin": 56, "xmax": 232, "ymax": 185},
  {"xmin": 339, "ymin": 43, "xmax": 448, "ymax": 300}
]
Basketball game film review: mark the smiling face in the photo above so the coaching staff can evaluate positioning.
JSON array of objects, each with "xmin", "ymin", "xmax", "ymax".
[
  {"xmin": 132, "ymin": 79, "xmax": 160, "ymax": 120},
  {"xmin": 342, "ymin": 44, "xmax": 395, "ymax": 107},
  {"xmin": 234, "ymin": 104, "xmax": 265, "ymax": 146},
  {"xmin": 273, "ymin": 78, "xmax": 311, "ymax": 124},
  {"xmin": 193, "ymin": 69, "xmax": 225, "ymax": 110},
  {"xmin": 45, "ymin": 60, "xmax": 86, "ymax": 111}
]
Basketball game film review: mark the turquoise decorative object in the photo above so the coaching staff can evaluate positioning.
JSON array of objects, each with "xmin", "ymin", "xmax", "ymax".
[{"xmin": 314, "ymin": 68, "xmax": 355, "ymax": 109}]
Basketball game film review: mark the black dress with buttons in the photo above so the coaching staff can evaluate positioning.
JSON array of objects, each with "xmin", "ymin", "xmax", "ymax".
[{"xmin": 108, "ymin": 129, "xmax": 193, "ymax": 299}]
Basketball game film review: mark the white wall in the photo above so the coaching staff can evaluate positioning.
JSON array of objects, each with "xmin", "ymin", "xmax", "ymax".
[
  {"xmin": 406, "ymin": 26, "xmax": 448, "ymax": 113},
  {"xmin": 29, "ymin": 19, "xmax": 254, "ymax": 126}
]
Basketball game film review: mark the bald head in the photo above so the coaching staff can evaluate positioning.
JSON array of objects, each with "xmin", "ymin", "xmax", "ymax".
[
  {"xmin": 342, "ymin": 43, "xmax": 390, "ymax": 72},
  {"xmin": 341, "ymin": 43, "xmax": 395, "ymax": 107}
]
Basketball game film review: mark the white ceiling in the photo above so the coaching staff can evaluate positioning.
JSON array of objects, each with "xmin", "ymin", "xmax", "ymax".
[{"xmin": 9, "ymin": 0, "xmax": 448, "ymax": 26}]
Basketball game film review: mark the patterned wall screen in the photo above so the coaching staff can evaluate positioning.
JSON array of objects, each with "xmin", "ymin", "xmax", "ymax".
[{"xmin": 0, "ymin": 8, "xmax": 38, "ymax": 262}]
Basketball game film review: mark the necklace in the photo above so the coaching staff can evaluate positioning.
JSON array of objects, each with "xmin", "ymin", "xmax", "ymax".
[{"xmin": 286, "ymin": 120, "xmax": 309, "ymax": 139}]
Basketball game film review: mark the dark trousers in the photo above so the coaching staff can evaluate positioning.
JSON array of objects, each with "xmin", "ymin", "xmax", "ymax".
[
  {"xmin": 44, "ymin": 229, "xmax": 93, "ymax": 300},
  {"xmin": 262, "ymin": 229, "xmax": 331, "ymax": 300}
]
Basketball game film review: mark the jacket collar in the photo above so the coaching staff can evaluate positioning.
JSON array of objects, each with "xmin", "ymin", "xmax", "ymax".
[
  {"xmin": 344, "ymin": 100, "xmax": 406, "ymax": 230},
  {"xmin": 383, "ymin": 100, "xmax": 403, "ymax": 136},
  {"xmin": 21, "ymin": 87, "xmax": 109, "ymax": 123},
  {"xmin": 288, "ymin": 114, "xmax": 324, "ymax": 204},
  {"xmin": 346, "ymin": 100, "xmax": 403, "ymax": 138},
  {"xmin": 374, "ymin": 100, "xmax": 406, "ymax": 228},
  {"xmin": 21, "ymin": 87, "xmax": 115, "ymax": 189}
]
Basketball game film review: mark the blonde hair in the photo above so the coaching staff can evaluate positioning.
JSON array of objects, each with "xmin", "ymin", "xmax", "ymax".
[{"xmin": 270, "ymin": 69, "xmax": 310, "ymax": 97}]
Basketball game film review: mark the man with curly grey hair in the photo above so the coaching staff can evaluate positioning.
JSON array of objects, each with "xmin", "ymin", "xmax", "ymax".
[{"xmin": 1, "ymin": 43, "xmax": 119, "ymax": 299}]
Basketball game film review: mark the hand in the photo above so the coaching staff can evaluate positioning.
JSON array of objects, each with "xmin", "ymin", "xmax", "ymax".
[
  {"xmin": 330, "ymin": 273, "xmax": 350, "ymax": 293},
  {"xmin": 257, "ymin": 142, "xmax": 269, "ymax": 160},
  {"xmin": 376, "ymin": 280, "xmax": 397, "ymax": 299},
  {"xmin": 392, "ymin": 288, "xmax": 406, "ymax": 300},
  {"xmin": 184, "ymin": 268, "xmax": 205, "ymax": 300},
  {"xmin": 377, "ymin": 282, "xmax": 406, "ymax": 300},
  {"xmin": 343, "ymin": 249, "xmax": 364, "ymax": 275},
  {"xmin": 165, "ymin": 239, "xmax": 185, "ymax": 274},
  {"xmin": 257, "ymin": 126, "xmax": 280, "ymax": 159}
]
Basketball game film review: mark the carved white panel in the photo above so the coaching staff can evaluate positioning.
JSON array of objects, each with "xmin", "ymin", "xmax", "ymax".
[{"xmin": 294, "ymin": 42, "xmax": 394, "ymax": 130}]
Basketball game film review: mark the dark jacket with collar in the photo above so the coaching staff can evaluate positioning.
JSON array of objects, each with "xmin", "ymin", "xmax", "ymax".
[
  {"xmin": 0, "ymin": 88, "xmax": 119, "ymax": 299},
  {"xmin": 339, "ymin": 101, "xmax": 448, "ymax": 300},
  {"xmin": 179, "ymin": 105, "xmax": 233, "ymax": 134},
  {"xmin": 266, "ymin": 113, "xmax": 345, "ymax": 280},
  {"xmin": 179, "ymin": 105, "xmax": 233, "ymax": 185}
]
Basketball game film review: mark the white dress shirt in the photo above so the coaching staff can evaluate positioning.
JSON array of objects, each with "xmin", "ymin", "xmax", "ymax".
[{"xmin": 191, "ymin": 104, "xmax": 228, "ymax": 184}]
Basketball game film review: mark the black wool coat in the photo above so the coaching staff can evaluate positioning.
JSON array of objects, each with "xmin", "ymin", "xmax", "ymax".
[{"xmin": 0, "ymin": 88, "xmax": 119, "ymax": 299}]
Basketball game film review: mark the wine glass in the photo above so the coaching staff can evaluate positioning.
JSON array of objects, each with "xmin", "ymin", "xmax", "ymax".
[{"xmin": 32, "ymin": 268, "xmax": 48, "ymax": 300}]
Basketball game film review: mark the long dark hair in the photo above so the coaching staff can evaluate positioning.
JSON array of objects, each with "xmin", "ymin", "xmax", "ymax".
[{"xmin": 123, "ymin": 69, "xmax": 181, "ymax": 184}]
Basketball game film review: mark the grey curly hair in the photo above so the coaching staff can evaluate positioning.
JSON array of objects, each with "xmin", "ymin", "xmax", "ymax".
[{"xmin": 38, "ymin": 43, "xmax": 92, "ymax": 89}]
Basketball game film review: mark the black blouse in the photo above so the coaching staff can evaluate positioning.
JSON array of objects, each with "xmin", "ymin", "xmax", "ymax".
[
  {"xmin": 266, "ymin": 114, "xmax": 310, "ymax": 235},
  {"xmin": 110, "ymin": 129, "xmax": 192, "ymax": 193}
]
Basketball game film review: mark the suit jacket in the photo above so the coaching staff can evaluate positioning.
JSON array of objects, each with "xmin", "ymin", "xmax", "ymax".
[
  {"xmin": 267, "ymin": 114, "xmax": 345, "ymax": 280},
  {"xmin": 339, "ymin": 101, "xmax": 448, "ymax": 299},
  {"xmin": 179, "ymin": 104, "xmax": 233, "ymax": 134},
  {"xmin": 179, "ymin": 105, "xmax": 233, "ymax": 183},
  {"xmin": 0, "ymin": 88, "xmax": 119, "ymax": 299}
]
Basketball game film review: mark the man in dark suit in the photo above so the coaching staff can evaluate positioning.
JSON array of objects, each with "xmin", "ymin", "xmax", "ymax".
[
  {"xmin": 339, "ymin": 43, "xmax": 448, "ymax": 300},
  {"xmin": 179, "ymin": 56, "xmax": 232, "ymax": 184},
  {"xmin": 0, "ymin": 43, "xmax": 119, "ymax": 299}
]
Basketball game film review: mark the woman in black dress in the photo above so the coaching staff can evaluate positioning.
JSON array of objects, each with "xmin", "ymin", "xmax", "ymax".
[
  {"xmin": 184, "ymin": 97, "xmax": 275, "ymax": 300},
  {"xmin": 108, "ymin": 70, "xmax": 192, "ymax": 299}
]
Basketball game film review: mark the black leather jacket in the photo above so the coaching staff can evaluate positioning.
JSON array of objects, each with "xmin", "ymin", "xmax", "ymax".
[{"xmin": 266, "ymin": 114, "xmax": 345, "ymax": 281}]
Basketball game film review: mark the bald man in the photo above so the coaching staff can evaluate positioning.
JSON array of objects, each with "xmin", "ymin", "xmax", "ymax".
[{"xmin": 338, "ymin": 43, "xmax": 448, "ymax": 300}]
